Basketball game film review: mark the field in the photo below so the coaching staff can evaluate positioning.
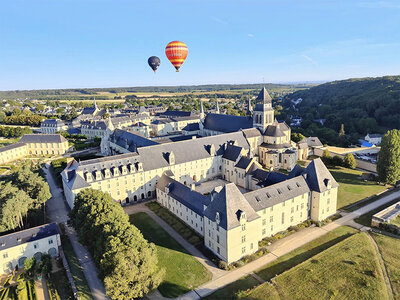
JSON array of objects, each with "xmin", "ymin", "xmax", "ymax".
[
  {"xmin": 328, "ymin": 167, "xmax": 387, "ymax": 210},
  {"xmin": 372, "ymin": 232, "xmax": 400, "ymax": 298},
  {"xmin": 246, "ymin": 232, "xmax": 389, "ymax": 300},
  {"xmin": 205, "ymin": 226, "xmax": 358, "ymax": 299},
  {"xmin": 129, "ymin": 212, "xmax": 212, "ymax": 298}
]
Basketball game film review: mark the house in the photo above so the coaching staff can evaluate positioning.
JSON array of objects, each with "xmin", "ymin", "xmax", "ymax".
[
  {"xmin": 0, "ymin": 223, "xmax": 61, "ymax": 275},
  {"xmin": 40, "ymin": 119, "xmax": 68, "ymax": 134},
  {"xmin": 365, "ymin": 133, "xmax": 383, "ymax": 145}
]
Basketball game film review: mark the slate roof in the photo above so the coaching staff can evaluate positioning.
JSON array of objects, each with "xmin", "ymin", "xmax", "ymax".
[
  {"xmin": 245, "ymin": 176, "xmax": 310, "ymax": 211},
  {"xmin": 67, "ymin": 128, "xmax": 81, "ymax": 135},
  {"xmin": 156, "ymin": 174, "xmax": 208, "ymax": 216},
  {"xmin": 288, "ymin": 164, "xmax": 304, "ymax": 178},
  {"xmin": 0, "ymin": 142, "xmax": 26, "ymax": 153},
  {"xmin": 41, "ymin": 119, "xmax": 65, "ymax": 126},
  {"xmin": 366, "ymin": 133, "xmax": 383, "ymax": 138},
  {"xmin": 110, "ymin": 129, "xmax": 158, "ymax": 151},
  {"xmin": 204, "ymin": 183, "xmax": 260, "ymax": 230},
  {"xmin": 0, "ymin": 223, "xmax": 59, "ymax": 251},
  {"xmin": 19, "ymin": 134, "xmax": 67, "ymax": 144},
  {"xmin": 182, "ymin": 123, "xmax": 200, "ymax": 131},
  {"xmin": 299, "ymin": 137, "xmax": 323, "ymax": 148},
  {"xmin": 235, "ymin": 157, "xmax": 253, "ymax": 169},
  {"xmin": 256, "ymin": 87, "xmax": 272, "ymax": 103},
  {"xmin": 303, "ymin": 158, "xmax": 339, "ymax": 192},
  {"xmin": 81, "ymin": 121, "xmax": 107, "ymax": 130},
  {"xmin": 222, "ymin": 144, "xmax": 244, "ymax": 161},
  {"xmin": 264, "ymin": 124, "xmax": 285, "ymax": 137},
  {"xmin": 203, "ymin": 113, "xmax": 253, "ymax": 133},
  {"xmin": 160, "ymin": 110, "xmax": 194, "ymax": 118},
  {"xmin": 242, "ymin": 128, "xmax": 262, "ymax": 138},
  {"xmin": 251, "ymin": 169, "xmax": 289, "ymax": 187},
  {"xmin": 260, "ymin": 142, "xmax": 292, "ymax": 149},
  {"xmin": 82, "ymin": 107, "xmax": 97, "ymax": 115}
]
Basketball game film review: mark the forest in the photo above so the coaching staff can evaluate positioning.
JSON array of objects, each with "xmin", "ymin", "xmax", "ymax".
[{"xmin": 285, "ymin": 75, "xmax": 400, "ymax": 146}]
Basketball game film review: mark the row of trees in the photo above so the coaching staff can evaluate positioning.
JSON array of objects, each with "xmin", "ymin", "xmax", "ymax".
[
  {"xmin": 1, "ymin": 114, "xmax": 45, "ymax": 126},
  {"xmin": 321, "ymin": 150, "xmax": 357, "ymax": 169},
  {"xmin": 0, "ymin": 126, "xmax": 32, "ymax": 138},
  {"xmin": 0, "ymin": 163, "xmax": 51, "ymax": 232},
  {"xmin": 70, "ymin": 189, "xmax": 163, "ymax": 299}
]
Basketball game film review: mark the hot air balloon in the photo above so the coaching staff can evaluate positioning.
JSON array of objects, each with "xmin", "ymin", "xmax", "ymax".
[
  {"xmin": 165, "ymin": 41, "xmax": 188, "ymax": 72},
  {"xmin": 148, "ymin": 56, "xmax": 161, "ymax": 73}
]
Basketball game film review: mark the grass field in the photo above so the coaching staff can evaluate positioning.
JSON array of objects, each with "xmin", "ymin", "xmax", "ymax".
[
  {"xmin": 329, "ymin": 167, "xmax": 387, "ymax": 210},
  {"xmin": 204, "ymin": 226, "xmax": 358, "ymax": 299},
  {"xmin": 129, "ymin": 212, "xmax": 212, "ymax": 298},
  {"xmin": 372, "ymin": 232, "xmax": 400, "ymax": 298},
  {"xmin": 247, "ymin": 232, "xmax": 389, "ymax": 300},
  {"xmin": 145, "ymin": 202, "xmax": 203, "ymax": 245},
  {"xmin": 61, "ymin": 235, "xmax": 93, "ymax": 300}
]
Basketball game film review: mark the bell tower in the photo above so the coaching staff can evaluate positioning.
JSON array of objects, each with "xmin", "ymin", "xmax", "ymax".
[{"xmin": 253, "ymin": 87, "xmax": 274, "ymax": 132}]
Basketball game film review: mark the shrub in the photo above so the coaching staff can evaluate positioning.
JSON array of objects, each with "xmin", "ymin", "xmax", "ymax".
[{"xmin": 218, "ymin": 261, "xmax": 228, "ymax": 270}]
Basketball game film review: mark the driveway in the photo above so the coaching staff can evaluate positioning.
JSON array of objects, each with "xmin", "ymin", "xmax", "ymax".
[{"xmin": 43, "ymin": 164, "xmax": 108, "ymax": 300}]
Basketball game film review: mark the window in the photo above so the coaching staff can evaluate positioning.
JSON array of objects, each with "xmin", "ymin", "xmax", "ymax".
[
  {"xmin": 262, "ymin": 219, "xmax": 266, "ymax": 225},
  {"xmin": 281, "ymin": 212, "xmax": 285, "ymax": 224},
  {"xmin": 48, "ymin": 239, "xmax": 53, "ymax": 245},
  {"xmin": 242, "ymin": 247, "xmax": 246, "ymax": 254},
  {"xmin": 3, "ymin": 253, "xmax": 8, "ymax": 259},
  {"xmin": 34, "ymin": 243, "xmax": 38, "ymax": 249},
  {"xmin": 217, "ymin": 247, "xmax": 220, "ymax": 254},
  {"xmin": 327, "ymin": 199, "xmax": 330, "ymax": 205},
  {"xmin": 262, "ymin": 228, "xmax": 266, "ymax": 235},
  {"xmin": 290, "ymin": 216, "xmax": 294, "ymax": 222},
  {"xmin": 217, "ymin": 235, "xmax": 220, "ymax": 243},
  {"xmin": 242, "ymin": 235, "xmax": 246, "ymax": 243},
  {"xmin": 208, "ymin": 230, "xmax": 211, "ymax": 237},
  {"xmin": 296, "ymin": 205, "xmax": 299, "ymax": 211},
  {"xmin": 270, "ymin": 216, "xmax": 273, "ymax": 222},
  {"xmin": 271, "ymin": 225, "xmax": 274, "ymax": 231},
  {"xmin": 250, "ymin": 243, "xmax": 253, "ymax": 250},
  {"xmin": 301, "ymin": 203, "xmax": 304, "ymax": 209},
  {"xmin": 291, "ymin": 207, "xmax": 294, "ymax": 213},
  {"xmin": 242, "ymin": 224, "xmax": 246, "ymax": 231},
  {"xmin": 216, "ymin": 225, "xmax": 220, "ymax": 232}
]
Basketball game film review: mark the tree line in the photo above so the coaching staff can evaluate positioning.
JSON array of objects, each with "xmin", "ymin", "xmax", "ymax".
[
  {"xmin": 70, "ymin": 189, "xmax": 164, "ymax": 299},
  {"xmin": 0, "ymin": 163, "xmax": 51, "ymax": 232},
  {"xmin": 0, "ymin": 125, "xmax": 32, "ymax": 138}
]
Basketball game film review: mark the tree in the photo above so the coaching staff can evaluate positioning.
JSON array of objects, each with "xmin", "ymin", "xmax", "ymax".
[
  {"xmin": 343, "ymin": 153, "xmax": 356, "ymax": 169},
  {"xmin": 38, "ymin": 254, "xmax": 52, "ymax": 275},
  {"xmin": 24, "ymin": 257, "xmax": 36, "ymax": 275},
  {"xmin": 35, "ymin": 104, "xmax": 45, "ymax": 112},
  {"xmin": 339, "ymin": 124, "xmax": 345, "ymax": 136},
  {"xmin": 56, "ymin": 107, "xmax": 65, "ymax": 115},
  {"xmin": 70, "ymin": 189, "xmax": 163, "ymax": 299},
  {"xmin": 332, "ymin": 155, "xmax": 343, "ymax": 167},
  {"xmin": 377, "ymin": 129, "xmax": 400, "ymax": 184},
  {"xmin": 0, "ymin": 111, "xmax": 6, "ymax": 122},
  {"xmin": 321, "ymin": 149, "xmax": 332, "ymax": 165},
  {"xmin": 291, "ymin": 132, "xmax": 305, "ymax": 143}
]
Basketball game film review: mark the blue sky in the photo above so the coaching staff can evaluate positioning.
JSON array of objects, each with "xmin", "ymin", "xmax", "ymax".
[{"xmin": 1, "ymin": 0, "xmax": 399, "ymax": 90}]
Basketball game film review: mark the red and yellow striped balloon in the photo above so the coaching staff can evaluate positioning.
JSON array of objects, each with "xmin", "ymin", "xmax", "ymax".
[{"xmin": 165, "ymin": 41, "xmax": 188, "ymax": 72}]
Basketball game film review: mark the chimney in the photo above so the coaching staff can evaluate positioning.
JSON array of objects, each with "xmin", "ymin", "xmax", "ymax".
[{"xmin": 191, "ymin": 183, "xmax": 195, "ymax": 191}]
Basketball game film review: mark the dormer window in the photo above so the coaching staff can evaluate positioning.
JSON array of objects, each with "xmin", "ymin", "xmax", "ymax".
[
  {"xmin": 277, "ymin": 188, "xmax": 282, "ymax": 194},
  {"xmin": 215, "ymin": 212, "xmax": 220, "ymax": 224},
  {"xmin": 287, "ymin": 185, "xmax": 292, "ymax": 191},
  {"xmin": 266, "ymin": 192, "xmax": 271, "ymax": 198}
]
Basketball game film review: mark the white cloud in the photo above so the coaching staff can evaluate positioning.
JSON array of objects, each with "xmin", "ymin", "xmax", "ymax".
[
  {"xmin": 211, "ymin": 17, "xmax": 228, "ymax": 25},
  {"xmin": 247, "ymin": 33, "xmax": 255, "ymax": 38},
  {"xmin": 301, "ymin": 54, "xmax": 318, "ymax": 66}
]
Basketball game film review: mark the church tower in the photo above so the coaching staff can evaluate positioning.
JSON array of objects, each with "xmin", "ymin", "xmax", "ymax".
[{"xmin": 253, "ymin": 87, "xmax": 274, "ymax": 132}]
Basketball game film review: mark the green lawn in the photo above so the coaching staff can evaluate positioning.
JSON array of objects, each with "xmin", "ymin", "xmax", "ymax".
[
  {"xmin": 355, "ymin": 198, "xmax": 400, "ymax": 227},
  {"xmin": 61, "ymin": 235, "xmax": 93, "ymax": 300},
  {"xmin": 145, "ymin": 202, "xmax": 203, "ymax": 245},
  {"xmin": 329, "ymin": 167, "xmax": 387, "ymax": 210},
  {"xmin": 129, "ymin": 212, "xmax": 212, "ymax": 298},
  {"xmin": 255, "ymin": 226, "xmax": 358, "ymax": 281},
  {"xmin": 247, "ymin": 233, "xmax": 389, "ymax": 300},
  {"xmin": 372, "ymin": 232, "xmax": 400, "ymax": 298}
]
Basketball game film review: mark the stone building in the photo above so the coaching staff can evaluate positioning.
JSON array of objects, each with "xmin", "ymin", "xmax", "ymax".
[
  {"xmin": 40, "ymin": 119, "xmax": 68, "ymax": 134},
  {"xmin": 0, "ymin": 223, "xmax": 61, "ymax": 275}
]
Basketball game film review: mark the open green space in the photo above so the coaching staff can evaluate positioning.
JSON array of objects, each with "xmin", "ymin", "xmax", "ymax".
[
  {"xmin": 246, "ymin": 233, "xmax": 388, "ymax": 300},
  {"xmin": 145, "ymin": 202, "xmax": 203, "ymax": 245},
  {"xmin": 255, "ymin": 226, "xmax": 358, "ymax": 281},
  {"xmin": 328, "ymin": 167, "xmax": 387, "ymax": 210},
  {"xmin": 205, "ymin": 226, "xmax": 357, "ymax": 299},
  {"xmin": 61, "ymin": 236, "xmax": 93, "ymax": 300},
  {"xmin": 129, "ymin": 212, "xmax": 212, "ymax": 298},
  {"xmin": 355, "ymin": 198, "xmax": 400, "ymax": 227},
  {"xmin": 372, "ymin": 232, "xmax": 400, "ymax": 298}
]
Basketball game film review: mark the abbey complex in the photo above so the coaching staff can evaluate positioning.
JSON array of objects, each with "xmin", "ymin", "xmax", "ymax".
[{"xmin": 61, "ymin": 88, "xmax": 338, "ymax": 263}]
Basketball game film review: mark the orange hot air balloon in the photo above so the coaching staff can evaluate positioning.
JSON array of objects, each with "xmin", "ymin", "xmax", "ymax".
[{"xmin": 165, "ymin": 41, "xmax": 188, "ymax": 72}]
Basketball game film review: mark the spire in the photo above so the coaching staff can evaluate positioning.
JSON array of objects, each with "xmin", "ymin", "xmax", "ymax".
[
  {"xmin": 247, "ymin": 97, "xmax": 252, "ymax": 116},
  {"xmin": 216, "ymin": 100, "xmax": 220, "ymax": 114},
  {"xmin": 200, "ymin": 100, "xmax": 205, "ymax": 119},
  {"xmin": 256, "ymin": 87, "xmax": 272, "ymax": 104},
  {"xmin": 94, "ymin": 97, "xmax": 97, "ymax": 108}
]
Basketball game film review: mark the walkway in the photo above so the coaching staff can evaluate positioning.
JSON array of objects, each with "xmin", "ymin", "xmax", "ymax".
[
  {"xmin": 124, "ymin": 204, "xmax": 226, "ymax": 280},
  {"xmin": 35, "ymin": 277, "xmax": 50, "ymax": 300},
  {"xmin": 43, "ymin": 164, "xmax": 108, "ymax": 300},
  {"xmin": 175, "ymin": 188, "xmax": 400, "ymax": 299}
]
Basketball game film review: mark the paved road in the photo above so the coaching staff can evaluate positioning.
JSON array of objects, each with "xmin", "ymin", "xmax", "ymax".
[
  {"xmin": 176, "ymin": 188, "xmax": 400, "ymax": 300},
  {"xmin": 43, "ymin": 164, "xmax": 108, "ymax": 300}
]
